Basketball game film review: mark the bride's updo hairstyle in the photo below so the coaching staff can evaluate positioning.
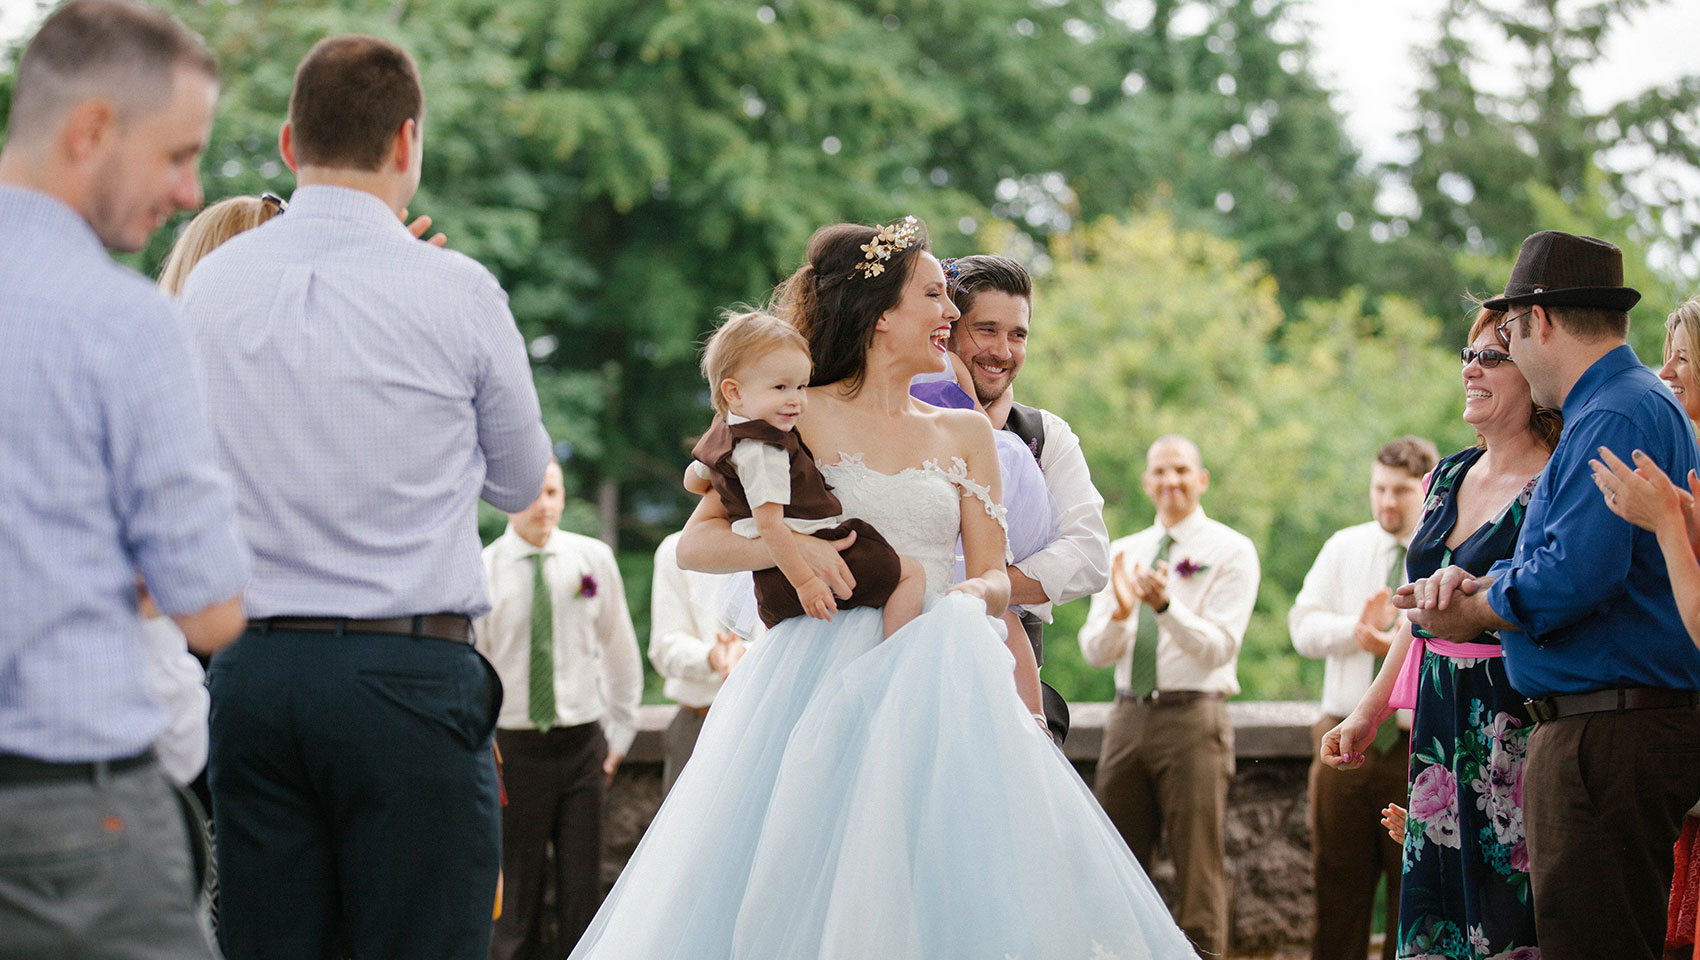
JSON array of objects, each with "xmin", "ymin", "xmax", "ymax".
[{"xmin": 774, "ymin": 217, "xmax": 931, "ymax": 394}]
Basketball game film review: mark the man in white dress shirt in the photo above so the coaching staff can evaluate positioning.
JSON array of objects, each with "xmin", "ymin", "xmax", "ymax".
[
  {"xmin": 477, "ymin": 460, "xmax": 643, "ymax": 958},
  {"xmin": 649, "ymin": 530, "xmax": 751, "ymax": 792},
  {"xmin": 1079, "ymin": 434, "xmax": 1260, "ymax": 955},
  {"xmin": 945, "ymin": 254, "xmax": 1112, "ymax": 742},
  {"xmin": 1289, "ymin": 435, "xmax": 1436, "ymax": 960}
]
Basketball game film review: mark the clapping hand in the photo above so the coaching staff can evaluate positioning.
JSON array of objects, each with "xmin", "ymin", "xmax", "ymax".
[
  {"xmin": 1591, "ymin": 447, "xmax": 1700, "ymax": 549},
  {"xmin": 1133, "ymin": 561, "xmax": 1170, "ymax": 615},
  {"xmin": 1353, "ymin": 587, "xmax": 1397, "ymax": 656},
  {"xmin": 1109, "ymin": 554, "xmax": 1139, "ymax": 621},
  {"xmin": 707, "ymin": 629, "xmax": 746, "ymax": 680}
]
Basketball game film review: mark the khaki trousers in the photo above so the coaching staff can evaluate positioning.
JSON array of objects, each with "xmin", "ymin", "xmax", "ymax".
[
  {"xmin": 1095, "ymin": 696, "xmax": 1234, "ymax": 955},
  {"xmin": 1308, "ymin": 716, "xmax": 1405, "ymax": 960},
  {"xmin": 1524, "ymin": 704, "xmax": 1700, "ymax": 960}
]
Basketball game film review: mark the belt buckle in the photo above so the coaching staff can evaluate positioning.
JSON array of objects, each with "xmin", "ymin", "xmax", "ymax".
[{"xmin": 1524, "ymin": 697, "xmax": 1553, "ymax": 723}]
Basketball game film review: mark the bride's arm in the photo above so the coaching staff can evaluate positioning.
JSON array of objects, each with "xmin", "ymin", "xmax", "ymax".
[
  {"xmin": 677, "ymin": 490, "xmax": 859, "ymax": 598},
  {"xmin": 945, "ymin": 413, "xmax": 1011, "ymax": 613}
]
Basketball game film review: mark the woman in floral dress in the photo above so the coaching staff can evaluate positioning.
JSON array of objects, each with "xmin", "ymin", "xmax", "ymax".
[{"xmin": 1322, "ymin": 307, "xmax": 1560, "ymax": 959}]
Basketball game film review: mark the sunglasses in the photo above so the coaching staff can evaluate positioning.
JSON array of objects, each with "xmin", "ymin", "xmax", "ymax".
[
  {"xmin": 1461, "ymin": 347, "xmax": 1514, "ymax": 368},
  {"xmin": 1495, "ymin": 309, "xmax": 1530, "ymax": 345}
]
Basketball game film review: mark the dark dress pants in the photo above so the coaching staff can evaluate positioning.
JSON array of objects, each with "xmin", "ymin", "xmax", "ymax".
[
  {"xmin": 207, "ymin": 628, "xmax": 503, "ymax": 960},
  {"xmin": 1308, "ymin": 716, "xmax": 1405, "ymax": 960},
  {"xmin": 492, "ymin": 723, "xmax": 607, "ymax": 960},
  {"xmin": 1095, "ymin": 695, "xmax": 1234, "ymax": 956},
  {"xmin": 1523, "ymin": 704, "xmax": 1700, "ymax": 960}
]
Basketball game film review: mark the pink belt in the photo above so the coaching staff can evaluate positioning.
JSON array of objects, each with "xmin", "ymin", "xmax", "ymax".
[{"xmin": 1388, "ymin": 636, "xmax": 1503, "ymax": 710}]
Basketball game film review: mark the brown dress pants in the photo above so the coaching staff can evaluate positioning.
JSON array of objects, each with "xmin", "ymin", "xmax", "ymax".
[
  {"xmin": 492, "ymin": 723, "xmax": 607, "ymax": 960},
  {"xmin": 1523, "ymin": 704, "xmax": 1700, "ymax": 960},
  {"xmin": 1308, "ymin": 716, "xmax": 1406, "ymax": 960},
  {"xmin": 1095, "ymin": 695, "xmax": 1234, "ymax": 956}
]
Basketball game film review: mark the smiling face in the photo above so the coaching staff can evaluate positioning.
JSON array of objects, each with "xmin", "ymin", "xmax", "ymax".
[
  {"xmin": 1661, "ymin": 321, "xmax": 1700, "ymax": 423},
  {"xmin": 1142, "ymin": 437, "xmax": 1209, "ymax": 527},
  {"xmin": 723, "ymin": 344, "xmax": 812, "ymax": 431},
  {"xmin": 948, "ymin": 289, "xmax": 1031, "ymax": 406},
  {"xmin": 877, "ymin": 251, "xmax": 960, "ymax": 375},
  {"xmin": 87, "ymin": 66, "xmax": 218, "ymax": 252},
  {"xmin": 1461, "ymin": 326, "xmax": 1535, "ymax": 438}
]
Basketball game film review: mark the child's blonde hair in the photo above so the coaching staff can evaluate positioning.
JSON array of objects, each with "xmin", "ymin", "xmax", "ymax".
[
  {"xmin": 701, "ymin": 310, "xmax": 811, "ymax": 415},
  {"xmin": 157, "ymin": 194, "xmax": 283, "ymax": 296}
]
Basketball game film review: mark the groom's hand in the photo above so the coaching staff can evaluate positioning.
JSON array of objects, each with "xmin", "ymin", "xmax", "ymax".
[{"xmin": 795, "ymin": 530, "xmax": 857, "ymax": 599}]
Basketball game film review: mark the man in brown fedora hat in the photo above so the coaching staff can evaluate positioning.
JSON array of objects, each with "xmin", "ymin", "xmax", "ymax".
[{"xmin": 1395, "ymin": 230, "xmax": 1700, "ymax": 960}]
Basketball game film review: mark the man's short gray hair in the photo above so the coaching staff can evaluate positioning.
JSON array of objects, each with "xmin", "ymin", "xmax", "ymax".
[{"xmin": 7, "ymin": 0, "xmax": 217, "ymax": 146}]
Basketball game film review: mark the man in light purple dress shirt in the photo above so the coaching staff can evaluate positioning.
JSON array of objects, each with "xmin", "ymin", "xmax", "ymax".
[
  {"xmin": 180, "ymin": 34, "xmax": 551, "ymax": 960},
  {"xmin": 0, "ymin": 2, "xmax": 248, "ymax": 956}
]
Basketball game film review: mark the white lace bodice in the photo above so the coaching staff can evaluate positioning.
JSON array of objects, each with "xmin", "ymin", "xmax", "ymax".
[{"xmin": 818, "ymin": 453, "xmax": 1010, "ymax": 595}]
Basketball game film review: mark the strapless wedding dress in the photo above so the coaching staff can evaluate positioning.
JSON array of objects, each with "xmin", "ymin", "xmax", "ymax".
[{"xmin": 567, "ymin": 456, "xmax": 1198, "ymax": 960}]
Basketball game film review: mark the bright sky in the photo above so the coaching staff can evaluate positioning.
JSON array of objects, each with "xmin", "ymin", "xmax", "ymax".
[{"xmin": 0, "ymin": 0, "xmax": 1694, "ymax": 172}]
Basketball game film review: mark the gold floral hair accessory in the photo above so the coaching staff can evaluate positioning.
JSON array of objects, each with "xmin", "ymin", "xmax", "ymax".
[{"xmin": 850, "ymin": 216, "xmax": 921, "ymax": 279}]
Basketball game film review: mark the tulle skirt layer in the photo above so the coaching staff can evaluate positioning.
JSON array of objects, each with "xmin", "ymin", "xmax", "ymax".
[{"xmin": 568, "ymin": 595, "xmax": 1197, "ymax": 960}]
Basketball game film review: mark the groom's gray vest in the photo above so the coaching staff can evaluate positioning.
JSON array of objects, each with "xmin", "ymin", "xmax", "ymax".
[{"xmin": 1003, "ymin": 402, "xmax": 1070, "ymax": 744}]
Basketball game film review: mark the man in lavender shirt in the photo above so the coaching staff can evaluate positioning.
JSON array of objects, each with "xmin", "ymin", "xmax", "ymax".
[
  {"xmin": 0, "ymin": 2, "xmax": 248, "ymax": 956},
  {"xmin": 180, "ymin": 34, "xmax": 551, "ymax": 960}
]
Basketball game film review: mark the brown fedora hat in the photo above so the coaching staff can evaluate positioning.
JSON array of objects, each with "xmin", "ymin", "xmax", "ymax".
[{"xmin": 1482, "ymin": 230, "xmax": 1641, "ymax": 312}]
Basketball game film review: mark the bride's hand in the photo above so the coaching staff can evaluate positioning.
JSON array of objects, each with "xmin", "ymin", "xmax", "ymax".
[
  {"xmin": 947, "ymin": 577, "xmax": 994, "ymax": 615},
  {"xmin": 794, "ymin": 530, "xmax": 858, "ymax": 599}
]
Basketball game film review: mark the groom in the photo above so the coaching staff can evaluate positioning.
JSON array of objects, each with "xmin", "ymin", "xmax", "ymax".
[{"xmin": 945, "ymin": 255, "xmax": 1111, "ymax": 742}]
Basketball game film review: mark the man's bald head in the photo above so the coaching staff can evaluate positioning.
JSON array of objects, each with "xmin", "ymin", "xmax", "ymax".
[
  {"xmin": 1143, "ymin": 434, "xmax": 1209, "ymax": 526},
  {"xmin": 6, "ymin": 0, "xmax": 216, "ymax": 149}
]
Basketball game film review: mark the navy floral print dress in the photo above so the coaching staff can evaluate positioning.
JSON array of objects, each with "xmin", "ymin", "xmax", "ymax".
[{"xmin": 1398, "ymin": 447, "xmax": 1541, "ymax": 960}]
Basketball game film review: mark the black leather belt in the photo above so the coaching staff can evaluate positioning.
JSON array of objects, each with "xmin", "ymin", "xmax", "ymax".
[
  {"xmin": 255, "ymin": 614, "xmax": 473, "ymax": 644},
  {"xmin": 1525, "ymin": 686, "xmax": 1699, "ymax": 723},
  {"xmin": 0, "ymin": 748, "xmax": 155, "ymax": 786},
  {"xmin": 1116, "ymin": 689, "xmax": 1226, "ymax": 707}
]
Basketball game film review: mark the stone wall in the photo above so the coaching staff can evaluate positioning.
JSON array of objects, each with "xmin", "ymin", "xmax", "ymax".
[{"xmin": 601, "ymin": 701, "xmax": 1324, "ymax": 956}]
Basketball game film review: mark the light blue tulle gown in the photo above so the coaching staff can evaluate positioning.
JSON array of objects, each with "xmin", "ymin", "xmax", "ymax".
[{"xmin": 568, "ymin": 454, "xmax": 1199, "ymax": 960}]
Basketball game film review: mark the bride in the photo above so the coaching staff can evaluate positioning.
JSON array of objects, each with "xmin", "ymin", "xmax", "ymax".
[{"xmin": 566, "ymin": 219, "xmax": 1198, "ymax": 960}]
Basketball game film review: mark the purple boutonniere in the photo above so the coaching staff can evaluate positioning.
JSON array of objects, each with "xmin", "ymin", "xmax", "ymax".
[
  {"xmin": 1173, "ymin": 558, "xmax": 1208, "ymax": 579},
  {"xmin": 577, "ymin": 574, "xmax": 598, "ymax": 598}
]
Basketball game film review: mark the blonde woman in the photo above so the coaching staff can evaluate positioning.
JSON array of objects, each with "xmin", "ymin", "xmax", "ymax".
[{"xmin": 157, "ymin": 193, "xmax": 286, "ymax": 295}]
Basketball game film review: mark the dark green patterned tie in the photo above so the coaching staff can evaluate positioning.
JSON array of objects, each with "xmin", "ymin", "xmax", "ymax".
[
  {"xmin": 528, "ymin": 552, "xmax": 556, "ymax": 731},
  {"xmin": 1128, "ymin": 532, "xmax": 1175, "ymax": 700},
  {"xmin": 1371, "ymin": 543, "xmax": 1407, "ymax": 753}
]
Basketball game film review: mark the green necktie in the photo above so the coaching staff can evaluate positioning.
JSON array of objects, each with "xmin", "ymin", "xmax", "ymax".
[
  {"xmin": 528, "ymin": 552, "xmax": 556, "ymax": 731},
  {"xmin": 1371, "ymin": 543, "xmax": 1407, "ymax": 753},
  {"xmin": 1128, "ymin": 532, "xmax": 1174, "ymax": 700}
]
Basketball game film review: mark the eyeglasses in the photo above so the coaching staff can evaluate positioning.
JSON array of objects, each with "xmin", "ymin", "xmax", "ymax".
[
  {"xmin": 259, "ymin": 192, "xmax": 287, "ymax": 216},
  {"xmin": 1461, "ymin": 347, "xmax": 1515, "ymax": 368},
  {"xmin": 1495, "ymin": 309, "xmax": 1530, "ymax": 346}
]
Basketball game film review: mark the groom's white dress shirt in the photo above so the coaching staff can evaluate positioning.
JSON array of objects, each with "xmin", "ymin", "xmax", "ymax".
[{"xmin": 1012, "ymin": 408, "xmax": 1111, "ymax": 619}]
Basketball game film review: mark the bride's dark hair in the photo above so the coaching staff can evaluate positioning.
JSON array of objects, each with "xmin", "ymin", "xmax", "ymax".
[{"xmin": 772, "ymin": 218, "xmax": 931, "ymax": 394}]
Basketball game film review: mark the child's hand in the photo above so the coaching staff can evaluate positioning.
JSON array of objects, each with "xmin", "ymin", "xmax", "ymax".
[
  {"xmin": 797, "ymin": 577, "xmax": 838, "ymax": 620},
  {"xmin": 1381, "ymin": 803, "xmax": 1407, "ymax": 843}
]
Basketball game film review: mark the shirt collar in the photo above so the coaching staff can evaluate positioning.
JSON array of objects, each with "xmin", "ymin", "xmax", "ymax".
[
  {"xmin": 0, "ymin": 184, "xmax": 106, "ymax": 259},
  {"xmin": 1561, "ymin": 343, "xmax": 1642, "ymax": 420},
  {"xmin": 503, "ymin": 522, "xmax": 558, "ymax": 556},
  {"xmin": 726, "ymin": 412, "xmax": 753, "ymax": 425},
  {"xmin": 1161, "ymin": 506, "xmax": 1208, "ymax": 542},
  {"xmin": 282, "ymin": 185, "xmax": 413, "ymax": 238}
]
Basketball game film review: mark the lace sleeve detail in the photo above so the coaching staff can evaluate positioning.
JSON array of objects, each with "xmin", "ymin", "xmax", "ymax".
[{"xmin": 926, "ymin": 456, "xmax": 1014, "ymax": 565}]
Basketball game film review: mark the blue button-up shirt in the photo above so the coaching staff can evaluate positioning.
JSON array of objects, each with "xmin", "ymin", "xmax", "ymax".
[
  {"xmin": 1488, "ymin": 344, "xmax": 1700, "ymax": 697},
  {"xmin": 0, "ymin": 186, "xmax": 249, "ymax": 762},
  {"xmin": 180, "ymin": 186, "xmax": 550, "ymax": 620}
]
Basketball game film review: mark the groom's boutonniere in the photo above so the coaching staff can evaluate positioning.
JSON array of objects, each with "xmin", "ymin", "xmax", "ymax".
[
  {"xmin": 1173, "ymin": 558, "xmax": 1208, "ymax": 579},
  {"xmin": 577, "ymin": 574, "xmax": 598, "ymax": 598}
]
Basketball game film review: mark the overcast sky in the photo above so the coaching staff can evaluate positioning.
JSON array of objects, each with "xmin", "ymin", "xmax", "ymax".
[{"xmin": 0, "ymin": 0, "xmax": 1694, "ymax": 170}]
